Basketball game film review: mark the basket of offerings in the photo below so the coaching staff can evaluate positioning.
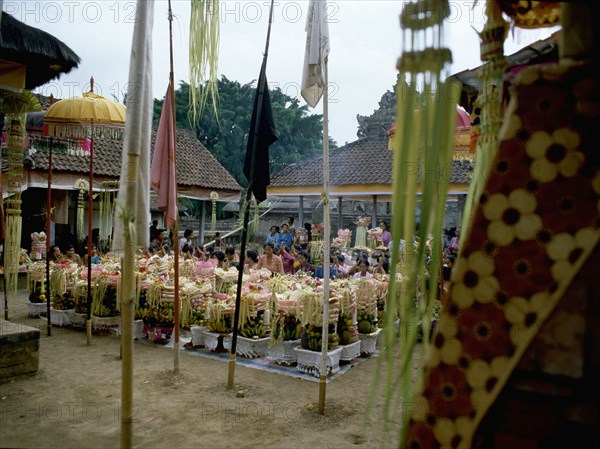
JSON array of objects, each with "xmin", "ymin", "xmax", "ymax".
[
  {"xmin": 294, "ymin": 346, "xmax": 343, "ymax": 377},
  {"xmin": 294, "ymin": 291, "xmax": 343, "ymax": 376},
  {"xmin": 236, "ymin": 286, "xmax": 270, "ymax": 358},
  {"xmin": 183, "ymin": 279, "xmax": 213, "ymax": 347},
  {"xmin": 354, "ymin": 278, "xmax": 381, "ymax": 355},
  {"xmin": 269, "ymin": 293, "xmax": 302, "ymax": 365},
  {"xmin": 91, "ymin": 272, "xmax": 120, "ymax": 331},
  {"xmin": 204, "ymin": 300, "xmax": 234, "ymax": 352}
]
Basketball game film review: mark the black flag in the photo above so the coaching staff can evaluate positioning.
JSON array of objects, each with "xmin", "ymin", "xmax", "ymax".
[{"xmin": 243, "ymin": 57, "xmax": 277, "ymax": 203}]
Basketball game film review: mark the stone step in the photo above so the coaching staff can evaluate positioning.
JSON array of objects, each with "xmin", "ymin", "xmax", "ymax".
[{"xmin": 0, "ymin": 320, "xmax": 40, "ymax": 383}]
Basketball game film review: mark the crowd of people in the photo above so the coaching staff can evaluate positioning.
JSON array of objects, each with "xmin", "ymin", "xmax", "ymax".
[{"xmin": 30, "ymin": 217, "xmax": 460, "ymax": 285}]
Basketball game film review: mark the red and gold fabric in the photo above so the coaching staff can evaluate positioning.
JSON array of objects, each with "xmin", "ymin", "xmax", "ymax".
[{"xmin": 406, "ymin": 61, "xmax": 600, "ymax": 448}]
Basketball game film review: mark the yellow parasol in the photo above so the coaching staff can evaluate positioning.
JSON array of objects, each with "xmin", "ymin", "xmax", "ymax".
[{"xmin": 43, "ymin": 78, "xmax": 126, "ymax": 345}]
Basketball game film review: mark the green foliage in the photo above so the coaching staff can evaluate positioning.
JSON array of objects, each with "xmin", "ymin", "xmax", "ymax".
[{"xmin": 153, "ymin": 77, "xmax": 337, "ymax": 187}]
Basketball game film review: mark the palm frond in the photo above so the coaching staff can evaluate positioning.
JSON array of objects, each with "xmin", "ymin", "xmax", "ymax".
[{"xmin": 189, "ymin": 0, "xmax": 220, "ymax": 123}]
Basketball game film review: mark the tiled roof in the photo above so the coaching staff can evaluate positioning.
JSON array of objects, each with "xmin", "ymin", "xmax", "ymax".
[
  {"xmin": 270, "ymin": 137, "xmax": 471, "ymax": 187},
  {"xmin": 28, "ymin": 128, "xmax": 242, "ymax": 192}
]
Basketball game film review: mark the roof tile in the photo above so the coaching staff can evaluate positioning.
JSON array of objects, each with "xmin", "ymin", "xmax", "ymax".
[
  {"xmin": 270, "ymin": 138, "xmax": 471, "ymax": 187},
  {"xmin": 28, "ymin": 127, "xmax": 241, "ymax": 192}
]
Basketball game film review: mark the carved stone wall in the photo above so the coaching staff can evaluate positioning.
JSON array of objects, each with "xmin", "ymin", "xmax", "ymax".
[{"xmin": 356, "ymin": 74, "xmax": 403, "ymax": 140}]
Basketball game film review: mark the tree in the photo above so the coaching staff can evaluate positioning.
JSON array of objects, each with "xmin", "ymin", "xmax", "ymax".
[{"xmin": 153, "ymin": 77, "xmax": 337, "ymax": 187}]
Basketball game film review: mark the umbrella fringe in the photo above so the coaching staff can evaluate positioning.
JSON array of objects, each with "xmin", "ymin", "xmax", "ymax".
[{"xmin": 44, "ymin": 123, "xmax": 124, "ymax": 141}]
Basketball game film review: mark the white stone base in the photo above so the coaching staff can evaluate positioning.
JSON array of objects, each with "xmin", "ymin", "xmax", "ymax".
[
  {"xmin": 203, "ymin": 331, "xmax": 231, "ymax": 352},
  {"xmin": 358, "ymin": 328, "xmax": 382, "ymax": 356},
  {"xmin": 115, "ymin": 320, "xmax": 144, "ymax": 340},
  {"xmin": 236, "ymin": 336, "xmax": 270, "ymax": 358},
  {"xmin": 191, "ymin": 326, "xmax": 208, "ymax": 346},
  {"xmin": 67, "ymin": 311, "xmax": 86, "ymax": 328},
  {"xmin": 92, "ymin": 315, "xmax": 120, "ymax": 330},
  {"xmin": 27, "ymin": 302, "xmax": 49, "ymax": 318},
  {"xmin": 50, "ymin": 308, "xmax": 73, "ymax": 327},
  {"xmin": 294, "ymin": 346, "xmax": 343, "ymax": 378},
  {"xmin": 268, "ymin": 339, "xmax": 301, "ymax": 365},
  {"xmin": 340, "ymin": 340, "xmax": 361, "ymax": 362}
]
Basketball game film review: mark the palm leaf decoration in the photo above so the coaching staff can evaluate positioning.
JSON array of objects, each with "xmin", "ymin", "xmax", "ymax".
[
  {"xmin": 189, "ymin": 0, "xmax": 220, "ymax": 123},
  {"xmin": 373, "ymin": 1, "xmax": 459, "ymax": 445}
]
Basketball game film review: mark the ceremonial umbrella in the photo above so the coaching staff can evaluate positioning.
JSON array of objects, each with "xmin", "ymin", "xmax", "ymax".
[
  {"xmin": 0, "ymin": 88, "xmax": 41, "ymax": 319},
  {"xmin": 43, "ymin": 79, "xmax": 126, "ymax": 344}
]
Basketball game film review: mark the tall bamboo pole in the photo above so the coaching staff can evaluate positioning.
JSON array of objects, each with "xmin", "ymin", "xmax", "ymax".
[
  {"xmin": 168, "ymin": 0, "xmax": 181, "ymax": 372},
  {"xmin": 45, "ymin": 137, "xmax": 53, "ymax": 336},
  {"xmin": 318, "ymin": 60, "xmax": 330, "ymax": 415},
  {"xmin": 120, "ymin": 3, "xmax": 154, "ymax": 446},
  {"xmin": 86, "ymin": 120, "xmax": 94, "ymax": 346}
]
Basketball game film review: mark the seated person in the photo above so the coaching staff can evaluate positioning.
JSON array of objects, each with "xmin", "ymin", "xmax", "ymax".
[
  {"xmin": 353, "ymin": 259, "xmax": 373, "ymax": 279},
  {"xmin": 314, "ymin": 256, "xmax": 336, "ymax": 280},
  {"xmin": 63, "ymin": 244, "xmax": 82, "ymax": 266},
  {"xmin": 279, "ymin": 242, "xmax": 296, "ymax": 274},
  {"xmin": 224, "ymin": 246, "xmax": 239, "ymax": 269},
  {"xmin": 333, "ymin": 254, "xmax": 351, "ymax": 277},
  {"xmin": 257, "ymin": 242, "xmax": 284, "ymax": 275},
  {"xmin": 244, "ymin": 249, "xmax": 259, "ymax": 271},
  {"xmin": 294, "ymin": 251, "xmax": 316, "ymax": 274}
]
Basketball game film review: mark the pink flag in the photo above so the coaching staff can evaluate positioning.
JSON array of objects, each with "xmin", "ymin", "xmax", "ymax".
[{"xmin": 151, "ymin": 84, "xmax": 177, "ymax": 228}]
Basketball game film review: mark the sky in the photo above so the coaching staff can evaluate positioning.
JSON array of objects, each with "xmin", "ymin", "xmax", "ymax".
[{"xmin": 3, "ymin": 0, "xmax": 556, "ymax": 145}]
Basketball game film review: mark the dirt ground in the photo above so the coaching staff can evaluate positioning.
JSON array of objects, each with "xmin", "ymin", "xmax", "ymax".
[{"xmin": 1, "ymin": 290, "xmax": 407, "ymax": 449}]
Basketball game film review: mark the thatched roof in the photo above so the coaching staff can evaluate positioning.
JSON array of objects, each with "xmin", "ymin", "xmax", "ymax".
[
  {"xmin": 0, "ymin": 13, "xmax": 80, "ymax": 89},
  {"xmin": 25, "ymin": 126, "xmax": 242, "ymax": 201},
  {"xmin": 269, "ymin": 137, "xmax": 471, "ymax": 199}
]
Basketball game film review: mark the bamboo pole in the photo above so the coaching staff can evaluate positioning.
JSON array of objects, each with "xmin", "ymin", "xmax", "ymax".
[
  {"xmin": 318, "ymin": 60, "xmax": 330, "ymax": 415},
  {"xmin": 45, "ymin": 136, "xmax": 53, "ymax": 336},
  {"xmin": 167, "ymin": 0, "xmax": 181, "ymax": 373},
  {"xmin": 86, "ymin": 123, "xmax": 94, "ymax": 346},
  {"xmin": 120, "ymin": 3, "xmax": 154, "ymax": 446}
]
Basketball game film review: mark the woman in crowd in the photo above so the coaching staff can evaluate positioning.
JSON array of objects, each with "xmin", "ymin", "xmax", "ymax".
[
  {"xmin": 266, "ymin": 225, "xmax": 280, "ymax": 247},
  {"xmin": 378, "ymin": 221, "xmax": 392, "ymax": 248},
  {"xmin": 294, "ymin": 250, "xmax": 316, "ymax": 274},
  {"xmin": 224, "ymin": 246, "xmax": 239, "ymax": 269},
  {"xmin": 448, "ymin": 227, "xmax": 460, "ymax": 256},
  {"xmin": 333, "ymin": 254, "xmax": 351, "ymax": 278},
  {"xmin": 373, "ymin": 255, "xmax": 389, "ymax": 275},
  {"xmin": 49, "ymin": 245, "xmax": 63, "ymax": 263},
  {"xmin": 181, "ymin": 244, "xmax": 194, "ymax": 260},
  {"xmin": 257, "ymin": 242, "xmax": 283, "ymax": 275},
  {"xmin": 278, "ymin": 223, "xmax": 293, "ymax": 252},
  {"xmin": 63, "ymin": 244, "xmax": 82, "ymax": 266},
  {"xmin": 314, "ymin": 255, "xmax": 336, "ymax": 279},
  {"xmin": 278, "ymin": 242, "xmax": 296, "ymax": 274},
  {"xmin": 213, "ymin": 250, "xmax": 226, "ymax": 269},
  {"xmin": 179, "ymin": 229, "xmax": 194, "ymax": 251},
  {"xmin": 353, "ymin": 259, "xmax": 373, "ymax": 279},
  {"xmin": 244, "ymin": 249, "xmax": 259, "ymax": 271},
  {"xmin": 83, "ymin": 245, "xmax": 100, "ymax": 265}
]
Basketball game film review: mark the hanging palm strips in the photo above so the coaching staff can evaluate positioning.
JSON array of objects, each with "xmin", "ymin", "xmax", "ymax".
[
  {"xmin": 209, "ymin": 191, "xmax": 218, "ymax": 233},
  {"xmin": 380, "ymin": 0, "xmax": 458, "ymax": 444},
  {"xmin": 4, "ymin": 115, "xmax": 26, "ymax": 292},
  {"xmin": 189, "ymin": 0, "xmax": 220, "ymax": 122},
  {"xmin": 99, "ymin": 181, "xmax": 118, "ymax": 248},
  {"xmin": 77, "ymin": 189, "xmax": 85, "ymax": 241},
  {"xmin": 461, "ymin": 1, "xmax": 508, "ymax": 236}
]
